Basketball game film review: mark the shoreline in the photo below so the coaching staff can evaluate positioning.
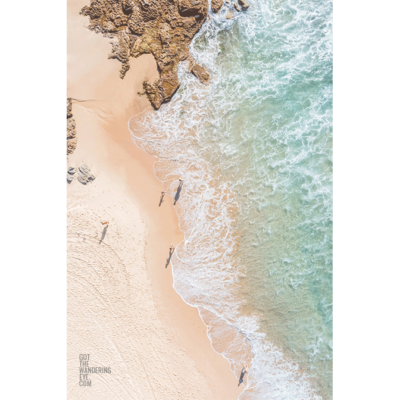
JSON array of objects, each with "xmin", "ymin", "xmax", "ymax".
[{"xmin": 67, "ymin": 1, "xmax": 243, "ymax": 398}]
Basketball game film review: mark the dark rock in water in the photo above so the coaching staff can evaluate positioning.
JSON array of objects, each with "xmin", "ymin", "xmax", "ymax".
[
  {"xmin": 211, "ymin": 0, "xmax": 223, "ymax": 13},
  {"xmin": 238, "ymin": 0, "xmax": 250, "ymax": 11},
  {"xmin": 226, "ymin": 10, "xmax": 235, "ymax": 19},
  {"xmin": 77, "ymin": 163, "xmax": 96, "ymax": 185},
  {"xmin": 234, "ymin": 3, "xmax": 241, "ymax": 12},
  {"xmin": 191, "ymin": 63, "xmax": 210, "ymax": 84}
]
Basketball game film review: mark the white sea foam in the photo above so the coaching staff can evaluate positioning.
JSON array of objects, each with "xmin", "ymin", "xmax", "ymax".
[{"xmin": 129, "ymin": 0, "xmax": 332, "ymax": 398}]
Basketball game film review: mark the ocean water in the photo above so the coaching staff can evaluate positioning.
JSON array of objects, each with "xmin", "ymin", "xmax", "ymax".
[{"xmin": 129, "ymin": 0, "xmax": 332, "ymax": 398}]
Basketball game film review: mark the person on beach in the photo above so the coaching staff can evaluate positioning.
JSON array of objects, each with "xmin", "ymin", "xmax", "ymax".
[
  {"xmin": 159, "ymin": 191, "xmax": 166, "ymax": 207},
  {"xmin": 99, "ymin": 221, "xmax": 109, "ymax": 244},
  {"xmin": 173, "ymin": 179, "xmax": 184, "ymax": 205},
  {"xmin": 165, "ymin": 245, "xmax": 175, "ymax": 268},
  {"xmin": 238, "ymin": 364, "xmax": 249, "ymax": 387}
]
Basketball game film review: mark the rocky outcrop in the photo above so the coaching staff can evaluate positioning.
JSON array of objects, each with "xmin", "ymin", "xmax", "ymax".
[
  {"xmin": 77, "ymin": 163, "xmax": 96, "ymax": 185},
  {"xmin": 81, "ymin": 0, "xmax": 210, "ymax": 109},
  {"xmin": 238, "ymin": 0, "xmax": 250, "ymax": 11},
  {"xmin": 67, "ymin": 118, "xmax": 76, "ymax": 140},
  {"xmin": 67, "ymin": 98, "xmax": 77, "ymax": 155},
  {"xmin": 211, "ymin": 0, "xmax": 223, "ymax": 13},
  {"xmin": 67, "ymin": 99, "xmax": 73, "ymax": 118},
  {"xmin": 190, "ymin": 63, "xmax": 210, "ymax": 84}
]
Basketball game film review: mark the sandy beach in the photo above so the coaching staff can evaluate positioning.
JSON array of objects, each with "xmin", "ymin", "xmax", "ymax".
[{"xmin": 67, "ymin": 1, "xmax": 243, "ymax": 398}]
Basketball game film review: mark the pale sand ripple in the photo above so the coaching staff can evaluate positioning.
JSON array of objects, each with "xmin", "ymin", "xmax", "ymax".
[{"xmin": 67, "ymin": 186, "xmax": 215, "ymax": 399}]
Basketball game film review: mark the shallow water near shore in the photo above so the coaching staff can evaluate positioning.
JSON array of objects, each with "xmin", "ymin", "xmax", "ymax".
[{"xmin": 129, "ymin": 0, "xmax": 332, "ymax": 398}]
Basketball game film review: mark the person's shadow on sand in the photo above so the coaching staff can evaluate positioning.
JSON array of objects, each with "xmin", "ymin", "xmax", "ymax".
[
  {"xmin": 159, "ymin": 191, "xmax": 165, "ymax": 207},
  {"xmin": 173, "ymin": 182, "xmax": 183, "ymax": 205},
  {"xmin": 238, "ymin": 365, "xmax": 248, "ymax": 386},
  {"xmin": 99, "ymin": 225, "xmax": 108, "ymax": 244},
  {"xmin": 165, "ymin": 246, "xmax": 175, "ymax": 268}
]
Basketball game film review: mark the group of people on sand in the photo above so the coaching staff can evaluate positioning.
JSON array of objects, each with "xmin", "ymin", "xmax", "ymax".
[
  {"xmin": 164, "ymin": 183, "xmax": 252, "ymax": 385},
  {"xmin": 98, "ymin": 180, "xmax": 250, "ymax": 386},
  {"xmin": 162, "ymin": 180, "xmax": 250, "ymax": 387}
]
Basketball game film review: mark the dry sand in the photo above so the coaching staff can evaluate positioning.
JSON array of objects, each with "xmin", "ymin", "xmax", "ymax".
[{"xmin": 67, "ymin": 1, "xmax": 244, "ymax": 399}]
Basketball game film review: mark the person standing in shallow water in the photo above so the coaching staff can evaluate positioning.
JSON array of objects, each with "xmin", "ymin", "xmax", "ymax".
[{"xmin": 238, "ymin": 364, "xmax": 248, "ymax": 386}]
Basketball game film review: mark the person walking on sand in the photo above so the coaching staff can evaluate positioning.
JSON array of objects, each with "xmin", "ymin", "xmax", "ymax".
[
  {"xmin": 101, "ymin": 220, "xmax": 109, "ymax": 226},
  {"xmin": 238, "ymin": 364, "xmax": 249, "ymax": 387}
]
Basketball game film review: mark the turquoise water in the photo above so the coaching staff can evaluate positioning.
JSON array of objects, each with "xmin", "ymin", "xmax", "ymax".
[{"xmin": 129, "ymin": 0, "xmax": 332, "ymax": 398}]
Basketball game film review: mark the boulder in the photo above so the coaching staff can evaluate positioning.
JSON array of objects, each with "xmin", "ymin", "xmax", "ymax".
[
  {"xmin": 77, "ymin": 163, "xmax": 96, "ymax": 185},
  {"xmin": 238, "ymin": 0, "xmax": 249, "ymax": 11},
  {"xmin": 191, "ymin": 63, "xmax": 210, "ymax": 83}
]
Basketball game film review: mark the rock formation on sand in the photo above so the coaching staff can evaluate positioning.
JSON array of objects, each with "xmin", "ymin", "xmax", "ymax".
[
  {"xmin": 67, "ymin": 98, "xmax": 77, "ymax": 155},
  {"xmin": 77, "ymin": 162, "xmax": 96, "ymax": 185},
  {"xmin": 81, "ymin": 0, "xmax": 210, "ymax": 109},
  {"xmin": 67, "ymin": 166, "xmax": 76, "ymax": 184}
]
